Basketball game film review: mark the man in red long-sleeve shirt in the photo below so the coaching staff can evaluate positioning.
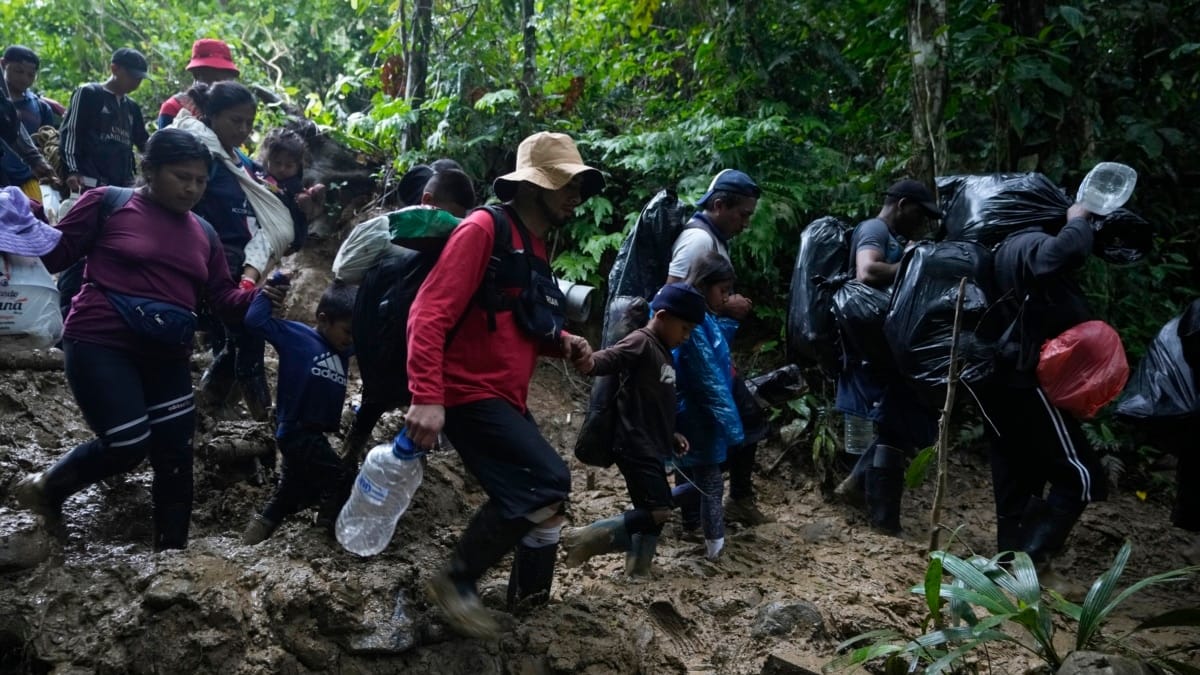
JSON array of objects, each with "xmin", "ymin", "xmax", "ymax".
[{"xmin": 406, "ymin": 132, "xmax": 603, "ymax": 639}]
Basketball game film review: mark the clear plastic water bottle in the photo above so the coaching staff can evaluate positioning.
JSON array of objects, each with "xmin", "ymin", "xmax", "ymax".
[
  {"xmin": 336, "ymin": 431, "xmax": 424, "ymax": 556},
  {"xmin": 844, "ymin": 414, "xmax": 874, "ymax": 456},
  {"xmin": 1076, "ymin": 162, "xmax": 1137, "ymax": 216}
]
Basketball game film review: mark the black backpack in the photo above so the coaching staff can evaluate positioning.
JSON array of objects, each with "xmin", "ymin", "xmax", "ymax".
[{"xmin": 352, "ymin": 204, "xmax": 521, "ymax": 412}]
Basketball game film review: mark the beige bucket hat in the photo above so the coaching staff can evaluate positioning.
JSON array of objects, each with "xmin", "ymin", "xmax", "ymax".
[{"xmin": 492, "ymin": 132, "xmax": 605, "ymax": 201}]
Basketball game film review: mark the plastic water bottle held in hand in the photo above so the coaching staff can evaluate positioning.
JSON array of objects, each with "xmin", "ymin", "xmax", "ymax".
[
  {"xmin": 1076, "ymin": 162, "xmax": 1137, "ymax": 216},
  {"xmin": 844, "ymin": 414, "xmax": 873, "ymax": 456},
  {"xmin": 336, "ymin": 431, "xmax": 424, "ymax": 556}
]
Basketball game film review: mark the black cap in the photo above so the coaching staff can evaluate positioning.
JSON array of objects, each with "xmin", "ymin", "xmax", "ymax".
[
  {"xmin": 885, "ymin": 178, "xmax": 940, "ymax": 218},
  {"xmin": 111, "ymin": 48, "xmax": 150, "ymax": 80},
  {"xmin": 396, "ymin": 165, "xmax": 434, "ymax": 206},
  {"xmin": 650, "ymin": 282, "xmax": 708, "ymax": 324}
]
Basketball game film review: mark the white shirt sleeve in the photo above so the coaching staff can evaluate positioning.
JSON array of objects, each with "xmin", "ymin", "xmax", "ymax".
[{"xmin": 667, "ymin": 228, "xmax": 730, "ymax": 280}]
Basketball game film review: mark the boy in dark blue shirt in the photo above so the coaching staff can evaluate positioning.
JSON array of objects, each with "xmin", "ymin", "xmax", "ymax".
[{"xmin": 241, "ymin": 280, "xmax": 356, "ymax": 544}]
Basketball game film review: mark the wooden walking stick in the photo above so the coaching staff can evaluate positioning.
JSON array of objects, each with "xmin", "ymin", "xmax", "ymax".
[{"xmin": 928, "ymin": 277, "xmax": 967, "ymax": 554}]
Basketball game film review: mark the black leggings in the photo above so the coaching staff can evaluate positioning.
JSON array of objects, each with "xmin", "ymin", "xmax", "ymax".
[
  {"xmin": 261, "ymin": 432, "xmax": 343, "ymax": 525},
  {"xmin": 44, "ymin": 340, "xmax": 196, "ymax": 547}
]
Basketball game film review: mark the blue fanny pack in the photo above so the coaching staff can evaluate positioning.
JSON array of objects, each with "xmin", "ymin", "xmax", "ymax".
[{"xmin": 103, "ymin": 290, "xmax": 197, "ymax": 347}]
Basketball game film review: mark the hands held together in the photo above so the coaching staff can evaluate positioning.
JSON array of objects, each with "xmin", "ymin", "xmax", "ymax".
[{"xmin": 562, "ymin": 334, "xmax": 595, "ymax": 375}]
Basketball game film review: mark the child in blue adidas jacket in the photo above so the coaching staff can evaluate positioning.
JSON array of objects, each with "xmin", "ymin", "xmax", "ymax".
[{"xmin": 240, "ymin": 279, "xmax": 357, "ymax": 544}]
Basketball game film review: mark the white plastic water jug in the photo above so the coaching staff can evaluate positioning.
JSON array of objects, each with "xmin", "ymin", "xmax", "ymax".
[{"xmin": 1076, "ymin": 162, "xmax": 1137, "ymax": 216}]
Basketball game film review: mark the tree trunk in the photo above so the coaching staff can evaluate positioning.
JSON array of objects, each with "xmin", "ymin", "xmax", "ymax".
[
  {"xmin": 402, "ymin": 0, "xmax": 433, "ymax": 152},
  {"xmin": 520, "ymin": 0, "xmax": 537, "ymax": 129},
  {"xmin": 907, "ymin": 0, "xmax": 948, "ymax": 192}
]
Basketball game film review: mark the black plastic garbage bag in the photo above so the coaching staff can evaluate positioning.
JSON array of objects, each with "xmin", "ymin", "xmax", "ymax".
[
  {"xmin": 1094, "ymin": 208, "xmax": 1153, "ymax": 265},
  {"xmin": 786, "ymin": 216, "xmax": 851, "ymax": 370},
  {"xmin": 937, "ymin": 173, "xmax": 1072, "ymax": 247},
  {"xmin": 1115, "ymin": 315, "xmax": 1199, "ymax": 421},
  {"xmin": 828, "ymin": 274, "xmax": 892, "ymax": 368},
  {"xmin": 1182, "ymin": 298, "xmax": 1200, "ymax": 370},
  {"xmin": 885, "ymin": 241, "xmax": 1002, "ymax": 406},
  {"xmin": 601, "ymin": 295, "xmax": 650, "ymax": 348},
  {"xmin": 605, "ymin": 189, "xmax": 690, "ymax": 309}
]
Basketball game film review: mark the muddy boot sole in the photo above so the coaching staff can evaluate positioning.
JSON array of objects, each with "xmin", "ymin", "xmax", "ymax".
[
  {"xmin": 833, "ymin": 474, "xmax": 865, "ymax": 508},
  {"xmin": 424, "ymin": 572, "xmax": 500, "ymax": 640},
  {"xmin": 13, "ymin": 472, "xmax": 62, "ymax": 525},
  {"xmin": 241, "ymin": 515, "xmax": 277, "ymax": 545}
]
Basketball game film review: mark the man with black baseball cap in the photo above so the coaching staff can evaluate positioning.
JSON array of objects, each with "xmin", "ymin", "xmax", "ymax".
[
  {"xmin": 833, "ymin": 177, "xmax": 940, "ymax": 536},
  {"xmin": 60, "ymin": 48, "xmax": 150, "ymax": 194},
  {"xmin": 56, "ymin": 47, "xmax": 151, "ymax": 318}
]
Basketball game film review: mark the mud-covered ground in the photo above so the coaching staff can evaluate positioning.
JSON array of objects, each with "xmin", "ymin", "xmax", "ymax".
[{"xmin": 0, "ymin": 238, "xmax": 1198, "ymax": 675}]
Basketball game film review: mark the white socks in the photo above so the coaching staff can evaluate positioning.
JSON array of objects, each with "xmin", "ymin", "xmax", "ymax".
[
  {"xmin": 521, "ymin": 524, "xmax": 563, "ymax": 549},
  {"xmin": 705, "ymin": 537, "xmax": 725, "ymax": 561}
]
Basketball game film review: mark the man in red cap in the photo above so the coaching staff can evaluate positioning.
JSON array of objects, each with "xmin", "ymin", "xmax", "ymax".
[{"xmin": 156, "ymin": 39, "xmax": 238, "ymax": 129}]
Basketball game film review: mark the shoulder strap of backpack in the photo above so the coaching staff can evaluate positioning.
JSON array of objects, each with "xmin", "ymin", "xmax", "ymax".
[
  {"xmin": 441, "ymin": 204, "xmax": 519, "ymax": 347},
  {"xmin": 475, "ymin": 204, "xmax": 516, "ymax": 332},
  {"xmin": 683, "ymin": 216, "xmax": 720, "ymax": 253},
  {"xmin": 99, "ymin": 186, "xmax": 136, "ymax": 222},
  {"xmin": 80, "ymin": 186, "xmax": 135, "ymax": 253}
]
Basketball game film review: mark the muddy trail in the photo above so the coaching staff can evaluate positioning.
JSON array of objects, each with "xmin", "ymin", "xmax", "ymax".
[{"xmin": 1, "ymin": 236, "xmax": 1198, "ymax": 675}]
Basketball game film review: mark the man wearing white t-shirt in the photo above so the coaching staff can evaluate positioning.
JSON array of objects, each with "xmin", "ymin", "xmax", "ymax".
[{"xmin": 665, "ymin": 169, "xmax": 773, "ymax": 525}]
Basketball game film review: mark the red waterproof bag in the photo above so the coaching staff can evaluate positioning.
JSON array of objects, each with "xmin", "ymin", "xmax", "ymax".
[{"xmin": 1036, "ymin": 320, "xmax": 1130, "ymax": 419}]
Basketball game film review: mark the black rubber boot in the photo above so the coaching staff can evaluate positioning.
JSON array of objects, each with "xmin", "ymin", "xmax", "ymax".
[
  {"xmin": 1021, "ymin": 496, "xmax": 1087, "ymax": 600},
  {"xmin": 506, "ymin": 543, "xmax": 559, "ymax": 612},
  {"xmin": 1021, "ymin": 496, "xmax": 1085, "ymax": 564},
  {"xmin": 996, "ymin": 515, "xmax": 1024, "ymax": 560},
  {"xmin": 153, "ymin": 501, "xmax": 191, "ymax": 551},
  {"xmin": 197, "ymin": 358, "xmax": 237, "ymax": 412},
  {"xmin": 624, "ymin": 534, "xmax": 658, "ymax": 577},
  {"xmin": 238, "ymin": 374, "xmax": 273, "ymax": 422},
  {"xmin": 426, "ymin": 501, "xmax": 532, "ymax": 639},
  {"xmin": 865, "ymin": 444, "xmax": 906, "ymax": 535}
]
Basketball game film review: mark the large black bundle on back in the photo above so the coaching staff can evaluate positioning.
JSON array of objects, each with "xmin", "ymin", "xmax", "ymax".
[
  {"xmin": 829, "ymin": 276, "xmax": 892, "ymax": 369},
  {"xmin": 580, "ymin": 191, "xmax": 688, "ymax": 467},
  {"xmin": 1115, "ymin": 314, "xmax": 1199, "ymax": 421},
  {"xmin": 937, "ymin": 173, "xmax": 1071, "ymax": 247},
  {"xmin": 885, "ymin": 241, "xmax": 1001, "ymax": 407},
  {"xmin": 604, "ymin": 189, "xmax": 690, "ymax": 330},
  {"xmin": 786, "ymin": 216, "xmax": 851, "ymax": 370}
]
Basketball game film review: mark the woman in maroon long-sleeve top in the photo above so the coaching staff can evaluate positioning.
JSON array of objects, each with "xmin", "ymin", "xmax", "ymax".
[{"xmin": 13, "ymin": 129, "xmax": 280, "ymax": 550}]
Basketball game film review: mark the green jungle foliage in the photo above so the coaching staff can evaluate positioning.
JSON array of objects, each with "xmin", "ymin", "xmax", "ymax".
[
  {"xmin": 4, "ymin": 0, "xmax": 1199, "ymax": 476},
  {"xmin": 826, "ymin": 542, "xmax": 1200, "ymax": 673}
]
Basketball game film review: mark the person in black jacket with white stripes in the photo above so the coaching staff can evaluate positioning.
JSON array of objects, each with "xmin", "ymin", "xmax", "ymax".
[{"xmin": 980, "ymin": 202, "xmax": 1106, "ymax": 594}]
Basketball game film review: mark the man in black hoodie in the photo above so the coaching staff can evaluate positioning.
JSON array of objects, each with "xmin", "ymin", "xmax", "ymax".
[{"xmin": 982, "ymin": 202, "xmax": 1106, "ymax": 590}]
